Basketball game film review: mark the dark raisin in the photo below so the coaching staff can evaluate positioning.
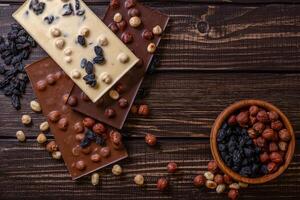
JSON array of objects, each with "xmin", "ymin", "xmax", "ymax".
[
  {"xmin": 218, "ymin": 143, "xmax": 226, "ymax": 152},
  {"xmin": 62, "ymin": 3, "xmax": 74, "ymax": 16},
  {"xmin": 29, "ymin": 0, "xmax": 46, "ymax": 15},
  {"xmin": 77, "ymin": 35, "xmax": 86, "ymax": 46},
  {"xmin": 80, "ymin": 58, "xmax": 87, "ymax": 68},
  {"xmin": 94, "ymin": 46, "xmax": 103, "ymax": 56},
  {"xmin": 85, "ymin": 61, "xmax": 94, "ymax": 74},
  {"xmin": 44, "ymin": 15, "xmax": 55, "ymax": 24},
  {"xmin": 83, "ymin": 74, "xmax": 97, "ymax": 87},
  {"xmin": 76, "ymin": 10, "xmax": 85, "ymax": 16},
  {"xmin": 11, "ymin": 94, "xmax": 20, "ymax": 110},
  {"xmin": 93, "ymin": 56, "xmax": 104, "ymax": 64},
  {"xmin": 75, "ymin": 0, "xmax": 80, "ymax": 10},
  {"xmin": 15, "ymin": 36, "xmax": 27, "ymax": 44},
  {"xmin": 0, "ymin": 64, "xmax": 6, "ymax": 74}
]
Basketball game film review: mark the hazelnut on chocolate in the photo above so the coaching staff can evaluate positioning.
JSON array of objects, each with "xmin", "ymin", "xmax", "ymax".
[
  {"xmin": 117, "ymin": 20, "xmax": 127, "ymax": 31},
  {"xmin": 142, "ymin": 29, "xmax": 154, "ymax": 40},
  {"xmin": 113, "ymin": 13, "xmax": 123, "ymax": 23},
  {"xmin": 128, "ymin": 8, "xmax": 140, "ymax": 17},
  {"xmin": 117, "ymin": 53, "xmax": 129, "ymax": 63},
  {"xmin": 81, "ymin": 92, "xmax": 91, "ymax": 102},
  {"xmin": 72, "ymin": 146, "xmax": 81, "ymax": 156},
  {"xmin": 93, "ymin": 123, "xmax": 106, "ymax": 134},
  {"xmin": 75, "ymin": 160, "xmax": 86, "ymax": 171},
  {"xmin": 90, "ymin": 153, "xmax": 101, "ymax": 162},
  {"xmin": 109, "ymin": 22, "xmax": 119, "ymax": 33},
  {"xmin": 74, "ymin": 122, "xmax": 85, "ymax": 133},
  {"xmin": 105, "ymin": 108, "xmax": 116, "ymax": 118},
  {"xmin": 46, "ymin": 74, "xmax": 56, "ymax": 85},
  {"xmin": 100, "ymin": 147, "xmax": 110, "ymax": 157},
  {"xmin": 48, "ymin": 110, "xmax": 60, "ymax": 123},
  {"xmin": 67, "ymin": 96, "xmax": 78, "ymax": 106},
  {"xmin": 125, "ymin": 0, "xmax": 136, "ymax": 9},
  {"xmin": 129, "ymin": 16, "xmax": 141, "ymax": 27},
  {"xmin": 36, "ymin": 80, "xmax": 47, "ymax": 91},
  {"xmin": 83, "ymin": 117, "xmax": 96, "ymax": 128},
  {"xmin": 109, "ymin": 89, "xmax": 120, "ymax": 100},
  {"xmin": 118, "ymin": 98, "xmax": 128, "ymax": 108},
  {"xmin": 110, "ymin": 131, "xmax": 122, "ymax": 147},
  {"xmin": 50, "ymin": 27, "xmax": 61, "ymax": 37},
  {"xmin": 147, "ymin": 43, "xmax": 156, "ymax": 53},
  {"xmin": 55, "ymin": 38, "xmax": 65, "ymax": 49},
  {"xmin": 58, "ymin": 117, "xmax": 68, "ymax": 131},
  {"xmin": 152, "ymin": 25, "xmax": 162, "ymax": 35},
  {"xmin": 81, "ymin": 146, "xmax": 92, "ymax": 154},
  {"xmin": 75, "ymin": 133, "xmax": 85, "ymax": 142},
  {"xmin": 121, "ymin": 32, "xmax": 133, "ymax": 44}
]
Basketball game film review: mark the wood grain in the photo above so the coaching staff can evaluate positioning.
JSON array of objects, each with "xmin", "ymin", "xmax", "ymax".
[{"xmin": 0, "ymin": 139, "xmax": 299, "ymax": 200}]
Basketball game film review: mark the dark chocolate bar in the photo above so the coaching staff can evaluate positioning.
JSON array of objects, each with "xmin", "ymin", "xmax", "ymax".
[
  {"xmin": 25, "ymin": 57, "xmax": 127, "ymax": 180},
  {"xmin": 68, "ymin": 0, "xmax": 169, "ymax": 129}
]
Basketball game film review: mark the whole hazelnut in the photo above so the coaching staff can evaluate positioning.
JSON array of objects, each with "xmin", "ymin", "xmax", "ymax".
[
  {"xmin": 259, "ymin": 152, "xmax": 270, "ymax": 163},
  {"xmin": 36, "ymin": 80, "xmax": 47, "ymax": 91},
  {"xmin": 145, "ymin": 133, "xmax": 157, "ymax": 146},
  {"xmin": 37, "ymin": 133, "xmax": 47, "ymax": 144},
  {"xmin": 269, "ymin": 142, "xmax": 279, "ymax": 152},
  {"xmin": 204, "ymin": 171, "xmax": 214, "ymax": 181},
  {"xmin": 110, "ymin": 131, "xmax": 123, "ymax": 148},
  {"xmin": 117, "ymin": 20, "xmax": 127, "ymax": 31},
  {"xmin": 142, "ymin": 29, "xmax": 154, "ymax": 40},
  {"xmin": 112, "ymin": 164, "xmax": 122, "ymax": 176},
  {"xmin": 278, "ymin": 141, "xmax": 288, "ymax": 152},
  {"xmin": 205, "ymin": 180, "xmax": 217, "ymax": 189},
  {"xmin": 83, "ymin": 117, "xmax": 95, "ymax": 128},
  {"xmin": 113, "ymin": 13, "xmax": 122, "ymax": 23},
  {"xmin": 267, "ymin": 162, "xmax": 278, "ymax": 173},
  {"xmin": 138, "ymin": 104, "xmax": 150, "ymax": 116},
  {"xmin": 193, "ymin": 175, "xmax": 206, "ymax": 187},
  {"xmin": 74, "ymin": 122, "xmax": 84, "ymax": 133},
  {"xmin": 249, "ymin": 105, "xmax": 259, "ymax": 116},
  {"xmin": 75, "ymin": 160, "xmax": 86, "ymax": 171},
  {"xmin": 253, "ymin": 122, "xmax": 265, "ymax": 134},
  {"xmin": 247, "ymin": 128, "xmax": 257, "ymax": 139},
  {"xmin": 236, "ymin": 111, "xmax": 249, "ymax": 127},
  {"xmin": 256, "ymin": 136, "xmax": 266, "ymax": 148},
  {"xmin": 270, "ymin": 152, "xmax": 283, "ymax": 164},
  {"xmin": 46, "ymin": 74, "xmax": 56, "ymax": 85},
  {"xmin": 216, "ymin": 184, "xmax": 226, "ymax": 194},
  {"xmin": 223, "ymin": 174, "xmax": 233, "ymax": 185},
  {"xmin": 147, "ymin": 43, "xmax": 156, "ymax": 53},
  {"xmin": 271, "ymin": 120, "xmax": 283, "ymax": 131},
  {"xmin": 91, "ymin": 173, "xmax": 100, "ymax": 186},
  {"xmin": 228, "ymin": 189, "xmax": 239, "ymax": 200},
  {"xmin": 249, "ymin": 116, "xmax": 257, "ymax": 125},
  {"xmin": 67, "ymin": 96, "xmax": 77, "ymax": 106},
  {"xmin": 109, "ymin": 23, "xmax": 119, "ymax": 33},
  {"xmin": 81, "ymin": 146, "xmax": 92, "ymax": 154},
  {"xmin": 129, "ymin": 16, "xmax": 141, "ymax": 27},
  {"xmin": 125, "ymin": 0, "xmax": 136, "ymax": 9},
  {"xmin": 104, "ymin": 108, "xmax": 116, "ymax": 118},
  {"xmin": 227, "ymin": 115, "xmax": 237, "ymax": 126},
  {"xmin": 58, "ymin": 117, "xmax": 68, "ymax": 131},
  {"xmin": 268, "ymin": 111, "xmax": 279, "ymax": 121},
  {"xmin": 48, "ymin": 110, "xmax": 60, "ymax": 123},
  {"xmin": 157, "ymin": 177, "xmax": 168, "ymax": 191},
  {"xmin": 21, "ymin": 115, "xmax": 31, "ymax": 125},
  {"xmin": 214, "ymin": 174, "xmax": 224, "ymax": 185},
  {"xmin": 134, "ymin": 174, "xmax": 144, "ymax": 186},
  {"xmin": 229, "ymin": 183, "xmax": 240, "ymax": 190},
  {"xmin": 75, "ymin": 133, "xmax": 85, "ymax": 142},
  {"xmin": 257, "ymin": 110, "xmax": 269, "ymax": 123},
  {"xmin": 118, "ymin": 98, "xmax": 128, "ymax": 108},
  {"xmin": 52, "ymin": 151, "xmax": 62, "ymax": 160},
  {"xmin": 121, "ymin": 32, "xmax": 133, "ymax": 44},
  {"xmin": 50, "ymin": 27, "xmax": 61, "ymax": 37},
  {"xmin": 152, "ymin": 25, "xmax": 163, "ymax": 35},
  {"xmin": 90, "ymin": 153, "xmax": 101, "ymax": 162},
  {"xmin": 30, "ymin": 100, "xmax": 42, "ymax": 112},
  {"xmin": 93, "ymin": 123, "xmax": 106, "ymax": 134},
  {"xmin": 100, "ymin": 147, "xmax": 110, "ymax": 157},
  {"xmin": 110, "ymin": 0, "xmax": 120, "ymax": 9},
  {"xmin": 55, "ymin": 38, "xmax": 65, "ymax": 49},
  {"xmin": 40, "ymin": 121, "xmax": 49, "ymax": 132},
  {"xmin": 207, "ymin": 160, "xmax": 218, "ymax": 173},
  {"xmin": 167, "ymin": 162, "xmax": 177, "ymax": 173},
  {"xmin": 279, "ymin": 129, "xmax": 291, "ymax": 142},
  {"xmin": 128, "ymin": 8, "xmax": 140, "ymax": 17},
  {"xmin": 46, "ymin": 141, "xmax": 58, "ymax": 152},
  {"xmin": 262, "ymin": 128, "xmax": 275, "ymax": 141},
  {"xmin": 16, "ymin": 130, "xmax": 26, "ymax": 142}
]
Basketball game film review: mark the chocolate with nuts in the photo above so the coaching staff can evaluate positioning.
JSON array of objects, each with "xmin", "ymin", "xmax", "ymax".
[
  {"xmin": 68, "ymin": 0, "xmax": 169, "ymax": 129},
  {"xmin": 25, "ymin": 58, "xmax": 127, "ymax": 179}
]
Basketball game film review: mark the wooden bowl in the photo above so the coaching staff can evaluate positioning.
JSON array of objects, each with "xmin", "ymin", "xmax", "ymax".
[{"xmin": 210, "ymin": 99, "xmax": 295, "ymax": 184}]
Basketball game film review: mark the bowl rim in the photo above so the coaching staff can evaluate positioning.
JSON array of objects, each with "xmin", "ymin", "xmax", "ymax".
[{"xmin": 210, "ymin": 99, "xmax": 295, "ymax": 184}]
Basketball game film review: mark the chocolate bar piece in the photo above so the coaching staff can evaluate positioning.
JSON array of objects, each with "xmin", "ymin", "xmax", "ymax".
[
  {"xmin": 25, "ymin": 57, "xmax": 127, "ymax": 179},
  {"xmin": 13, "ymin": 0, "xmax": 139, "ymax": 102},
  {"xmin": 69, "ymin": 0, "xmax": 169, "ymax": 129}
]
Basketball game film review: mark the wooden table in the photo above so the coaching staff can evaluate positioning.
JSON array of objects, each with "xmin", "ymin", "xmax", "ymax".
[{"xmin": 1, "ymin": 0, "xmax": 300, "ymax": 199}]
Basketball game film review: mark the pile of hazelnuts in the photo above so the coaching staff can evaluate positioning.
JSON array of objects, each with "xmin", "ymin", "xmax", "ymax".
[{"xmin": 228, "ymin": 105, "xmax": 292, "ymax": 175}]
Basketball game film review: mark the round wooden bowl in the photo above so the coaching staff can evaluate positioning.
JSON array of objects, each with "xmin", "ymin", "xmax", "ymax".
[{"xmin": 210, "ymin": 99, "xmax": 295, "ymax": 184}]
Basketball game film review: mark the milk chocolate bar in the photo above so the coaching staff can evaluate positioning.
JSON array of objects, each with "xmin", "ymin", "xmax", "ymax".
[
  {"xmin": 69, "ymin": 0, "xmax": 169, "ymax": 129},
  {"xmin": 13, "ymin": 0, "xmax": 139, "ymax": 102},
  {"xmin": 25, "ymin": 57, "xmax": 127, "ymax": 180}
]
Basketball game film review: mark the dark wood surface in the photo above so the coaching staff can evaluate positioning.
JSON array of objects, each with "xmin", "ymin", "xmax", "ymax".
[{"xmin": 1, "ymin": 0, "xmax": 300, "ymax": 199}]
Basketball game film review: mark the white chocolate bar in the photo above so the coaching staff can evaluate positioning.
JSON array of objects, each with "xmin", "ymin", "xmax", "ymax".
[{"xmin": 13, "ymin": 0, "xmax": 139, "ymax": 102}]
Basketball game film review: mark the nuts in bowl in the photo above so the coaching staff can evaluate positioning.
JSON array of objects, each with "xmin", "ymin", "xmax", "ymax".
[{"xmin": 210, "ymin": 100, "xmax": 295, "ymax": 184}]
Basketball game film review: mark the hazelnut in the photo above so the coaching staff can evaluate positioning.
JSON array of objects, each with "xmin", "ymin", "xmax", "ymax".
[
  {"xmin": 71, "ymin": 70, "xmax": 81, "ymax": 79},
  {"xmin": 249, "ymin": 116, "xmax": 257, "ymax": 125},
  {"xmin": 52, "ymin": 151, "xmax": 62, "ymax": 160},
  {"xmin": 207, "ymin": 160, "xmax": 218, "ymax": 173},
  {"xmin": 67, "ymin": 96, "xmax": 77, "ymax": 106},
  {"xmin": 90, "ymin": 153, "xmax": 101, "ymax": 162},
  {"xmin": 80, "ymin": 27, "xmax": 90, "ymax": 37},
  {"xmin": 138, "ymin": 104, "xmax": 150, "ymax": 116},
  {"xmin": 252, "ymin": 122, "xmax": 265, "ymax": 134},
  {"xmin": 72, "ymin": 146, "xmax": 81, "ymax": 156},
  {"xmin": 249, "ymin": 105, "xmax": 259, "ymax": 116},
  {"xmin": 46, "ymin": 74, "xmax": 56, "ymax": 85},
  {"xmin": 228, "ymin": 189, "xmax": 239, "ymax": 200},
  {"xmin": 223, "ymin": 174, "xmax": 233, "ymax": 184},
  {"xmin": 267, "ymin": 162, "xmax": 278, "ymax": 173},
  {"xmin": 21, "ymin": 114, "xmax": 31, "ymax": 125},
  {"xmin": 204, "ymin": 171, "xmax": 214, "ymax": 181},
  {"xmin": 74, "ymin": 122, "xmax": 84, "ymax": 133},
  {"xmin": 205, "ymin": 180, "xmax": 217, "ymax": 189},
  {"xmin": 129, "ymin": 16, "xmax": 141, "ymax": 27},
  {"xmin": 46, "ymin": 141, "xmax": 58, "ymax": 153},
  {"xmin": 157, "ymin": 177, "xmax": 168, "ymax": 191},
  {"xmin": 270, "ymin": 152, "xmax": 283, "ymax": 163},
  {"xmin": 109, "ymin": 89, "xmax": 120, "ymax": 100},
  {"xmin": 152, "ymin": 25, "xmax": 162, "ymax": 35},
  {"xmin": 40, "ymin": 121, "xmax": 49, "ymax": 132},
  {"xmin": 109, "ymin": 22, "xmax": 119, "ymax": 33},
  {"xmin": 100, "ymin": 147, "xmax": 110, "ymax": 157},
  {"xmin": 214, "ymin": 174, "xmax": 224, "ymax": 184},
  {"xmin": 113, "ymin": 13, "xmax": 122, "ymax": 23},
  {"xmin": 75, "ymin": 160, "xmax": 86, "ymax": 171},
  {"xmin": 121, "ymin": 32, "xmax": 133, "ymax": 44},
  {"xmin": 64, "ymin": 48, "xmax": 72, "ymax": 56},
  {"xmin": 257, "ymin": 110, "xmax": 269, "ymax": 123},
  {"xmin": 115, "ymin": 83, "xmax": 126, "ymax": 94},
  {"xmin": 236, "ymin": 111, "xmax": 249, "ymax": 127},
  {"xmin": 142, "ymin": 29, "xmax": 154, "ymax": 40},
  {"xmin": 167, "ymin": 162, "xmax": 177, "ymax": 173},
  {"xmin": 100, "ymin": 72, "xmax": 112, "ymax": 84},
  {"xmin": 48, "ymin": 110, "xmax": 60, "ymax": 123},
  {"xmin": 54, "ymin": 71, "xmax": 63, "ymax": 80},
  {"xmin": 256, "ymin": 136, "xmax": 266, "ymax": 148},
  {"xmin": 110, "ymin": 0, "xmax": 120, "ymax": 9},
  {"xmin": 36, "ymin": 80, "xmax": 47, "ymax": 91},
  {"xmin": 227, "ymin": 115, "xmax": 237, "ymax": 126},
  {"xmin": 110, "ymin": 131, "xmax": 122, "ymax": 148},
  {"xmin": 262, "ymin": 128, "xmax": 275, "ymax": 141},
  {"xmin": 147, "ymin": 43, "xmax": 156, "ymax": 53},
  {"xmin": 50, "ymin": 27, "xmax": 61, "ymax": 37},
  {"xmin": 117, "ymin": 20, "xmax": 127, "ymax": 31},
  {"xmin": 93, "ymin": 123, "xmax": 106, "ymax": 134},
  {"xmin": 112, "ymin": 164, "xmax": 122, "ymax": 175},
  {"xmin": 37, "ymin": 133, "xmax": 47, "ymax": 144},
  {"xmin": 30, "ymin": 100, "xmax": 42, "ymax": 112},
  {"xmin": 75, "ymin": 133, "xmax": 85, "ymax": 142},
  {"xmin": 125, "ymin": 0, "xmax": 136, "ymax": 9},
  {"xmin": 81, "ymin": 146, "xmax": 92, "ymax": 155},
  {"xmin": 268, "ymin": 111, "xmax": 279, "ymax": 121},
  {"xmin": 117, "ymin": 52, "xmax": 129, "ymax": 63},
  {"xmin": 130, "ymin": 105, "xmax": 138, "ymax": 114},
  {"xmin": 118, "ymin": 98, "xmax": 128, "ymax": 108},
  {"xmin": 98, "ymin": 34, "xmax": 108, "ymax": 46},
  {"xmin": 145, "ymin": 133, "xmax": 157, "ymax": 146},
  {"xmin": 259, "ymin": 152, "xmax": 270, "ymax": 163},
  {"xmin": 83, "ymin": 117, "xmax": 95, "ymax": 128},
  {"xmin": 58, "ymin": 118, "xmax": 68, "ymax": 131},
  {"xmin": 193, "ymin": 175, "xmax": 206, "ymax": 187},
  {"xmin": 16, "ymin": 130, "xmax": 26, "ymax": 142},
  {"xmin": 64, "ymin": 56, "xmax": 72, "ymax": 63},
  {"xmin": 247, "ymin": 128, "xmax": 257, "ymax": 139},
  {"xmin": 216, "ymin": 184, "xmax": 226, "ymax": 194},
  {"xmin": 128, "ymin": 8, "xmax": 140, "ymax": 17},
  {"xmin": 269, "ymin": 142, "xmax": 279, "ymax": 152},
  {"xmin": 104, "ymin": 108, "xmax": 116, "ymax": 118},
  {"xmin": 279, "ymin": 129, "xmax": 291, "ymax": 142},
  {"xmin": 229, "ymin": 183, "xmax": 240, "ymax": 190},
  {"xmin": 81, "ymin": 92, "xmax": 90, "ymax": 102},
  {"xmin": 271, "ymin": 120, "xmax": 283, "ymax": 131},
  {"xmin": 91, "ymin": 173, "xmax": 100, "ymax": 186},
  {"xmin": 278, "ymin": 141, "xmax": 288, "ymax": 152},
  {"xmin": 55, "ymin": 38, "xmax": 65, "ymax": 49},
  {"xmin": 238, "ymin": 182, "xmax": 248, "ymax": 188},
  {"xmin": 134, "ymin": 174, "xmax": 144, "ymax": 186}
]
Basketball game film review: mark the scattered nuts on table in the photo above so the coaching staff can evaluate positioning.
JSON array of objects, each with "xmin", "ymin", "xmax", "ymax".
[
  {"xmin": 112, "ymin": 164, "xmax": 122, "ymax": 176},
  {"xmin": 109, "ymin": 89, "xmax": 120, "ymax": 100},
  {"xmin": 204, "ymin": 171, "xmax": 214, "ymax": 181},
  {"xmin": 46, "ymin": 141, "xmax": 58, "ymax": 153},
  {"xmin": 21, "ymin": 114, "xmax": 31, "ymax": 125},
  {"xmin": 205, "ymin": 180, "xmax": 217, "ymax": 189},
  {"xmin": 40, "ymin": 121, "xmax": 49, "ymax": 132},
  {"xmin": 113, "ymin": 13, "xmax": 123, "ymax": 23},
  {"xmin": 52, "ymin": 151, "xmax": 62, "ymax": 160},
  {"xmin": 50, "ymin": 27, "xmax": 61, "ymax": 37},
  {"xmin": 145, "ymin": 133, "xmax": 157, "ymax": 146},
  {"xmin": 134, "ymin": 174, "xmax": 144, "ymax": 186},
  {"xmin": 37, "ymin": 133, "xmax": 47, "ymax": 144},
  {"xmin": 147, "ymin": 43, "xmax": 156, "ymax": 53},
  {"xmin": 30, "ymin": 100, "xmax": 42, "ymax": 112},
  {"xmin": 16, "ymin": 130, "xmax": 26, "ymax": 142},
  {"xmin": 55, "ymin": 38, "xmax": 65, "ymax": 49},
  {"xmin": 91, "ymin": 173, "xmax": 100, "ymax": 186},
  {"xmin": 167, "ymin": 162, "xmax": 177, "ymax": 173},
  {"xmin": 216, "ymin": 184, "xmax": 226, "ymax": 194},
  {"xmin": 152, "ymin": 25, "xmax": 162, "ymax": 35},
  {"xmin": 138, "ymin": 104, "xmax": 149, "ymax": 116},
  {"xmin": 98, "ymin": 34, "xmax": 108, "ymax": 46},
  {"xmin": 193, "ymin": 175, "xmax": 206, "ymax": 187},
  {"xmin": 129, "ymin": 16, "xmax": 141, "ymax": 27},
  {"xmin": 157, "ymin": 177, "xmax": 168, "ymax": 191}
]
